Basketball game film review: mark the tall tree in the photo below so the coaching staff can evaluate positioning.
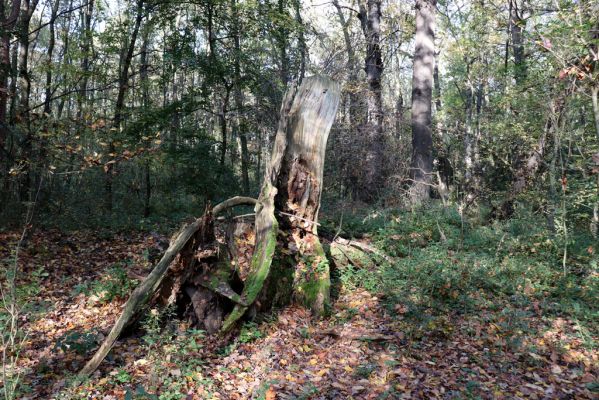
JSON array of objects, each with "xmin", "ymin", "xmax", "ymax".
[
  {"xmin": 409, "ymin": 0, "xmax": 436, "ymax": 203},
  {"xmin": 357, "ymin": 0, "xmax": 384, "ymax": 203},
  {"xmin": 105, "ymin": 0, "xmax": 144, "ymax": 211},
  {"xmin": 0, "ymin": 0, "xmax": 21, "ymax": 153}
]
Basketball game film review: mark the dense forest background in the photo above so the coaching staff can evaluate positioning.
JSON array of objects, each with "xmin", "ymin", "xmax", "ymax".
[
  {"xmin": 0, "ymin": 0, "xmax": 595, "ymax": 228},
  {"xmin": 0, "ymin": 0, "xmax": 598, "ymax": 398}
]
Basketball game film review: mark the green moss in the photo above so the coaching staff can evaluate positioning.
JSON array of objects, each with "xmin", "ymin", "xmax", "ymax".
[
  {"xmin": 221, "ymin": 211, "xmax": 279, "ymax": 332},
  {"xmin": 293, "ymin": 241, "xmax": 331, "ymax": 315},
  {"xmin": 296, "ymin": 275, "xmax": 331, "ymax": 315}
]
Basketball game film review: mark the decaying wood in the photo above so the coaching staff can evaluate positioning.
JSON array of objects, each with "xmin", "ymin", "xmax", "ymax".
[
  {"xmin": 79, "ymin": 75, "xmax": 340, "ymax": 377},
  {"xmin": 79, "ymin": 197, "xmax": 257, "ymax": 378},
  {"xmin": 79, "ymin": 215, "xmax": 206, "ymax": 378},
  {"xmin": 333, "ymin": 237, "xmax": 395, "ymax": 264},
  {"xmin": 212, "ymin": 196, "xmax": 257, "ymax": 215},
  {"xmin": 222, "ymin": 75, "xmax": 340, "ymax": 330}
]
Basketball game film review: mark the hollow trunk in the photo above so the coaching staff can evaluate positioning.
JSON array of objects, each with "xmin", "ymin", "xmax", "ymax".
[
  {"xmin": 80, "ymin": 76, "xmax": 340, "ymax": 377},
  {"xmin": 223, "ymin": 75, "xmax": 340, "ymax": 329}
]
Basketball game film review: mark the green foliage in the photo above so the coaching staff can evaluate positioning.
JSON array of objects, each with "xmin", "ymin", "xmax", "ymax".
[
  {"xmin": 334, "ymin": 205, "xmax": 598, "ymax": 338},
  {"xmin": 90, "ymin": 263, "xmax": 136, "ymax": 303},
  {"xmin": 238, "ymin": 321, "xmax": 263, "ymax": 343},
  {"xmin": 54, "ymin": 331, "xmax": 99, "ymax": 355}
]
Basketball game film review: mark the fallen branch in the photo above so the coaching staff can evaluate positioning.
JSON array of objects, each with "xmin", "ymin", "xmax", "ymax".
[
  {"xmin": 333, "ymin": 238, "xmax": 395, "ymax": 264},
  {"xmin": 213, "ymin": 196, "xmax": 258, "ymax": 216},
  {"xmin": 78, "ymin": 196, "xmax": 259, "ymax": 379},
  {"xmin": 78, "ymin": 216, "xmax": 205, "ymax": 379}
]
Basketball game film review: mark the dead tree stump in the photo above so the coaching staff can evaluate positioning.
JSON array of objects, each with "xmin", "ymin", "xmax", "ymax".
[{"xmin": 79, "ymin": 76, "xmax": 340, "ymax": 378}]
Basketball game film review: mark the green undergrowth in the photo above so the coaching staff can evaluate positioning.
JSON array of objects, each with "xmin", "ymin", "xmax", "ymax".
[{"xmin": 325, "ymin": 203, "xmax": 598, "ymax": 343}]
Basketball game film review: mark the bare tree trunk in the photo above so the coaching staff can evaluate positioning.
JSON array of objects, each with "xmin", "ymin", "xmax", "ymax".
[
  {"xmin": 219, "ymin": 86, "xmax": 231, "ymax": 168},
  {"xmin": 16, "ymin": 0, "xmax": 38, "ymax": 121},
  {"xmin": 294, "ymin": 0, "xmax": 305, "ymax": 82},
  {"xmin": 277, "ymin": 0, "xmax": 289, "ymax": 86},
  {"xmin": 0, "ymin": 0, "xmax": 21, "ymax": 152},
  {"xmin": 76, "ymin": 0, "xmax": 94, "ymax": 120},
  {"xmin": 358, "ymin": 0, "xmax": 384, "ymax": 203},
  {"xmin": 223, "ymin": 75, "xmax": 340, "ymax": 329},
  {"xmin": 15, "ymin": 0, "xmax": 39, "ymax": 202},
  {"xmin": 105, "ymin": 0, "xmax": 144, "ymax": 212},
  {"xmin": 409, "ymin": 0, "xmax": 436, "ymax": 204},
  {"xmin": 510, "ymin": 0, "xmax": 526, "ymax": 84},
  {"xmin": 231, "ymin": 0, "xmax": 250, "ymax": 194},
  {"xmin": 140, "ymin": 18, "xmax": 151, "ymax": 217},
  {"xmin": 395, "ymin": 92, "xmax": 403, "ymax": 140},
  {"xmin": 592, "ymin": 86, "xmax": 599, "ymax": 140},
  {"xmin": 43, "ymin": 0, "xmax": 61, "ymax": 116},
  {"xmin": 433, "ymin": 51, "xmax": 442, "ymax": 112}
]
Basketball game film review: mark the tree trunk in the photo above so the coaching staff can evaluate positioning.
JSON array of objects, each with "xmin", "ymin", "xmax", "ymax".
[
  {"xmin": 15, "ymin": 0, "xmax": 39, "ymax": 202},
  {"xmin": 0, "ymin": 0, "xmax": 21, "ymax": 155},
  {"xmin": 223, "ymin": 75, "xmax": 340, "ymax": 329},
  {"xmin": 140, "ymin": 18, "xmax": 151, "ymax": 217},
  {"xmin": 510, "ymin": 0, "xmax": 526, "ymax": 84},
  {"xmin": 357, "ymin": 0, "xmax": 384, "ymax": 203},
  {"xmin": 277, "ymin": 0, "xmax": 289, "ymax": 86},
  {"xmin": 294, "ymin": 0, "xmax": 306, "ymax": 83},
  {"xmin": 43, "ymin": 0, "xmax": 60, "ymax": 116},
  {"xmin": 231, "ymin": 0, "xmax": 250, "ymax": 195},
  {"xmin": 105, "ymin": 0, "xmax": 144, "ymax": 212},
  {"xmin": 76, "ymin": 0, "xmax": 94, "ymax": 120},
  {"xmin": 79, "ymin": 76, "xmax": 340, "ymax": 377},
  {"xmin": 409, "ymin": 0, "xmax": 436, "ymax": 204}
]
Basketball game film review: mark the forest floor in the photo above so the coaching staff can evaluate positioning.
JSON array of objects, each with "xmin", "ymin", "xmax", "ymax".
[{"xmin": 1, "ymin": 206, "xmax": 598, "ymax": 399}]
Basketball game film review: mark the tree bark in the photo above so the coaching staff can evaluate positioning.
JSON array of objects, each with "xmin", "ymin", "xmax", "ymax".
[
  {"xmin": 0, "ymin": 0, "xmax": 21, "ymax": 153},
  {"xmin": 140, "ymin": 18, "xmax": 151, "ymax": 217},
  {"xmin": 15, "ymin": 0, "xmax": 39, "ymax": 202},
  {"xmin": 510, "ymin": 0, "xmax": 526, "ymax": 84},
  {"xmin": 231, "ymin": 0, "xmax": 250, "ymax": 195},
  {"xmin": 105, "ymin": 0, "xmax": 144, "ymax": 212},
  {"xmin": 409, "ymin": 0, "xmax": 436, "ymax": 204},
  {"xmin": 43, "ymin": 0, "xmax": 61, "ymax": 116},
  {"xmin": 357, "ymin": 0, "xmax": 384, "ymax": 203},
  {"xmin": 76, "ymin": 0, "xmax": 94, "ymax": 120},
  {"xmin": 223, "ymin": 75, "xmax": 340, "ymax": 329}
]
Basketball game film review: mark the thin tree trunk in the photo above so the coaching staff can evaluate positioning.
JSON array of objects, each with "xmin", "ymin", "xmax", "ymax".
[
  {"xmin": 231, "ymin": 0, "xmax": 250, "ymax": 195},
  {"xmin": 105, "ymin": 0, "xmax": 144, "ymax": 212},
  {"xmin": 510, "ymin": 0, "xmax": 526, "ymax": 84},
  {"xmin": 140, "ymin": 18, "xmax": 151, "ymax": 217},
  {"xmin": 76, "ymin": 0, "xmax": 94, "ymax": 120},
  {"xmin": 219, "ymin": 86, "xmax": 231, "ymax": 168},
  {"xmin": 294, "ymin": 0, "xmax": 305, "ymax": 82},
  {"xmin": 43, "ymin": 0, "xmax": 61, "ymax": 115},
  {"xmin": 433, "ymin": 51, "xmax": 442, "ymax": 112},
  {"xmin": 409, "ymin": 0, "xmax": 436, "ymax": 204},
  {"xmin": 15, "ymin": 0, "xmax": 40, "ymax": 202},
  {"xmin": 592, "ymin": 86, "xmax": 599, "ymax": 140},
  {"xmin": 0, "ymin": 0, "xmax": 21, "ymax": 151},
  {"xmin": 277, "ymin": 0, "xmax": 288, "ymax": 86}
]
